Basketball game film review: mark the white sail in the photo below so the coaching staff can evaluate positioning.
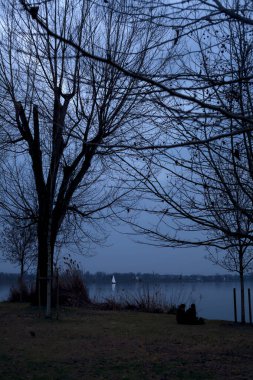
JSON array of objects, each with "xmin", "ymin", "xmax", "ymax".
[{"xmin": 112, "ymin": 275, "xmax": 116, "ymax": 284}]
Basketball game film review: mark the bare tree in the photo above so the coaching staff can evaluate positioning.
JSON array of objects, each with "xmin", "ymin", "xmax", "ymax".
[
  {"xmin": 0, "ymin": 158, "xmax": 37, "ymax": 297},
  {"xmin": 0, "ymin": 0, "xmax": 168, "ymax": 315},
  {"xmin": 18, "ymin": 0, "xmax": 253, "ymax": 148},
  {"xmin": 198, "ymin": 0, "xmax": 253, "ymax": 26},
  {"xmin": 11, "ymin": 0, "xmax": 253, "ymax": 322},
  {"xmin": 118, "ymin": 4, "xmax": 253, "ymax": 322},
  {"xmin": 0, "ymin": 217, "xmax": 37, "ymax": 286},
  {"xmin": 205, "ymin": 182, "xmax": 253, "ymax": 324}
]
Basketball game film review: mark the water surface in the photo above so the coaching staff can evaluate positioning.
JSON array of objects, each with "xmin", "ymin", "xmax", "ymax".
[
  {"xmin": 87, "ymin": 280, "xmax": 253, "ymax": 322},
  {"xmin": 1, "ymin": 279, "xmax": 252, "ymax": 322}
]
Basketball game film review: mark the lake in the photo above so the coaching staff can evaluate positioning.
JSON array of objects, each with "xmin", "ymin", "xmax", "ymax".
[
  {"xmin": 87, "ymin": 280, "xmax": 253, "ymax": 322},
  {"xmin": 1, "ymin": 280, "xmax": 252, "ymax": 322}
]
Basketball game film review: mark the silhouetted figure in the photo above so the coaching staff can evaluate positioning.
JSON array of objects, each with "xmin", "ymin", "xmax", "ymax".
[
  {"xmin": 176, "ymin": 303, "xmax": 186, "ymax": 324},
  {"xmin": 185, "ymin": 303, "xmax": 197, "ymax": 324},
  {"xmin": 176, "ymin": 303, "xmax": 204, "ymax": 325}
]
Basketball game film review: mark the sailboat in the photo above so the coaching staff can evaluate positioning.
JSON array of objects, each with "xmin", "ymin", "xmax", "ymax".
[{"xmin": 112, "ymin": 275, "xmax": 116, "ymax": 284}]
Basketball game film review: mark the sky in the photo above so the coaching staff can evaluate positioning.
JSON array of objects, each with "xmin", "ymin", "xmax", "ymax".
[
  {"xmin": 82, "ymin": 229, "xmax": 227, "ymax": 275},
  {"xmin": 0, "ymin": 225, "xmax": 227, "ymax": 275}
]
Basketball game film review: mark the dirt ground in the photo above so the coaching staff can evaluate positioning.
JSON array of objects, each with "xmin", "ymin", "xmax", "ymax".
[{"xmin": 0, "ymin": 302, "xmax": 252, "ymax": 380}]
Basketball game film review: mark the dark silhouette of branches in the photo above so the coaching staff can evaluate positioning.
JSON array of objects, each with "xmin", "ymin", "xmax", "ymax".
[{"xmin": 0, "ymin": 0, "xmax": 167, "ymax": 314}]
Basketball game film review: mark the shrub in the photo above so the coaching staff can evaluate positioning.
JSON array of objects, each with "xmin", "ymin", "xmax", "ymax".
[
  {"xmin": 98, "ymin": 284, "xmax": 178, "ymax": 314},
  {"xmin": 123, "ymin": 285, "xmax": 171, "ymax": 313},
  {"xmin": 56, "ymin": 268, "xmax": 90, "ymax": 307},
  {"xmin": 8, "ymin": 282, "xmax": 31, "ymax": 302},
  {"xmin": 99, "ymin": 297, "xmax": 123, "ymax": 311}
]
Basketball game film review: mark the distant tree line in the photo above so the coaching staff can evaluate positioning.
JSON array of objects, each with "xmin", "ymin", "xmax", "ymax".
[
  {"xmin": 84, "ymin": 271, "xmax": 251, "ymax": 284},
  {"xmin": 0, "ymin": 272, "xmax": 34, "ymax": 285},
  {"xmin": 1, "ymin": 271, "xmax": 251, "ymax": 286}
]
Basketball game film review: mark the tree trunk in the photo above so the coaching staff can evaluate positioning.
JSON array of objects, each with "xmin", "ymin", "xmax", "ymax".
[
  {"xmin": 35, "ymin": 220, "xmax": 49, "ymax": 306},
  {"xmin": 35, "ymin": 212, "xmax": 57, "ymax": 311},
  {"xmin": 46, "ymin": 215, "xmax": 54, "ymax": 318},
  {"xmin": 19, "ymin": 259, "xmax": 24, "ymax": 302},
  {"xmin": 239, "ymin": 258, "xmax": 245, "ymax": 324}
]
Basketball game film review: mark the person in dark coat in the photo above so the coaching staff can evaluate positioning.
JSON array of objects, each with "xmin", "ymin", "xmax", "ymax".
[
  {"xmin": 176, "ymin": 303, "xmax": 205, "ymax": 325},
  {"xmin": 176, "ymin": 304, "xmax": 186, "ymax": 324},
  {"xmin": 185, "ymin": 303, "xmax": 197, "ymax": 324}
]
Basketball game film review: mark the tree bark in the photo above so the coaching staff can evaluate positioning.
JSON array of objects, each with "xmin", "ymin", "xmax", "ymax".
[
  {"xmin": 239, "ymin": 256, "xmax": 245, "ymax": 324},
  {"xmin": 36, "ymin": 218, "xmax": 49, "ymax": 306},
  {"xmin": 19, "ymin": 259, "xmax": 24, "ymax": 302}
]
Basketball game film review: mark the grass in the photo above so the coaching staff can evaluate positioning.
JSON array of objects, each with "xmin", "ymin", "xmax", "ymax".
[{"xmin": 0, "ymin": 303, "xmax": 253, "ymax": 379}]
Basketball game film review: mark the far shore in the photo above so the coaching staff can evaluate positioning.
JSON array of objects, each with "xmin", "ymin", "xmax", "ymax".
[{"xmin": 1, "ymin": 271, "xmax": 253, "ymax": 284}]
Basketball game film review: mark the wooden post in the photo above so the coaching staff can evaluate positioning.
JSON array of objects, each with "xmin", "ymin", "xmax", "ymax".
[
  {"xmin": 233, "ymin": 288, "xmax": 237, "ymax": 323},
  {"xmin": 248, "ymin": 288, "xmax": 252, "ymax": 325}
]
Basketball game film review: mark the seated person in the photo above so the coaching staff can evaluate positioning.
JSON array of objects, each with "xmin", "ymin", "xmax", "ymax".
[
  {"xmin": 176, "ymin": 303, "xmax": 205, "ymax": 325},
  {"xmin": 185, "ymin": 303, "xmax": 197, "ymax": 324},
  {"xmin": 176, "ymin": 303, "xmax": 186, "ymax": 324}
]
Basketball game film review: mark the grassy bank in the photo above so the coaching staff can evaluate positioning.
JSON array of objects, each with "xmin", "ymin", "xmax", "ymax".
[{"xmin": 0, "ymin": 303, "xmax": 252, "ymax": 380}]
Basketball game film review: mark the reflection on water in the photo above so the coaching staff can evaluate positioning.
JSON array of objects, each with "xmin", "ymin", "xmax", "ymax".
[{"xmin": 87, "ymin": 280, "xmax": 253, "ymax": 322}]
